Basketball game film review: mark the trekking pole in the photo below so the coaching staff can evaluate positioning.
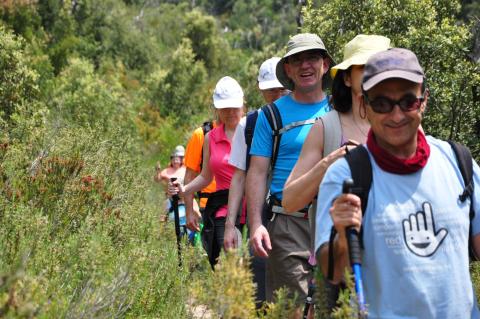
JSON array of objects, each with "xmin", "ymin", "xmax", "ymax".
[
  {"xmin": 302, "ymin": 277, "xmax": 315, "ymax": 319},
  {"xmin": 170, "ymin": 177, "xmax": 182, "ymax": 267},
  {"xmin": 343, "ymin": 179, "xmax": 367, "ymax": 318}
]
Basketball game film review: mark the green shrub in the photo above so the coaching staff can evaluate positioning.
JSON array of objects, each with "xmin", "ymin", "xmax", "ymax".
[{"xmin": 303, "ymin": 0, "xmax": 480, "ymax": 159}]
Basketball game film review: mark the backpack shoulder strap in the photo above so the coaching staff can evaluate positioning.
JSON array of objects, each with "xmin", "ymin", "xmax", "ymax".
[
  {"xmin": 327, "ymin": 145, "xmax": 371, "ymax": 280},
  {"xmin": 448, "ymin": 141, "xmax": 474, "ymax": 203},
  {"xmin": 244, "ymin": 110, "xmax": 259, "ymax": 170},
  {"xmin": 320, "ymin": 110, "xmax": 342, "ymax": 158},
  {"xmin": 261, "ymin": 102, "xmax": 283, "ymax": 169},
  {"xmin": 202, "ymin": 121, "xmax": 213, "ymax": 135},
  {"xmin": 345, "ymin": 145, "xmax": 372, "ymax": 248},
  {"xmin": 447, "ymin": 140, "xmax": 477, "ymax": 260},
  {"xmin": 199, "ymin": 121, "xmax": 213, "ymax": 170},
  {"xmin": 345, "ymin": 145, "xmax": 372, "ymax": 217}
]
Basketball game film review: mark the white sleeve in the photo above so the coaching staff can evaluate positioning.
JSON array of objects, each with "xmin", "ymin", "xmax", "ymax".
[
  {"xmin": 471, "ymin": 160, "xmax": 480, "ymax": 236},
  {"xmin": 228, "ymin": 117, "xmax": 247, "ymax": 171},
  {"xmin": 315, "ymin": 158, "xmax": 351, "ymax": 253}
]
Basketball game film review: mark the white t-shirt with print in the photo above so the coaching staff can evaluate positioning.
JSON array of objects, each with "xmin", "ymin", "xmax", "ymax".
[{"xmin": 315, "ymin": 136, "xmax": 480, "ymax": 319}]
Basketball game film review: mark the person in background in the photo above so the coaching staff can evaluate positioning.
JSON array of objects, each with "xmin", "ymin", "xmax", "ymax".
[
  {"xmin": 170, "ymin": 76, "xmax": 246, "ymax": 268},
  {"xmin": 184, "ymin": 121, "xmax": 217, "ymax": 232},
  {"xmin": 155, "ymin": 145, "xmax": 187, "ymax": 229},
  {"xmin": 223, "ymin": 57, "xmax": 287, "ymax": 307}
]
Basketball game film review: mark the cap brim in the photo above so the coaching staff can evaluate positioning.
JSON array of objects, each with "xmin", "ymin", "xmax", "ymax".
[
  {"xmin": 213, "ymin": 98, "xmax": 244, "ymax": 109},
  {"xmin": 258, "ymin": 79, "xmax": 284, "ymax": 90},
  {"xmin": 362, "ymin": 71, "xmax": 424, "ymax": 91}
]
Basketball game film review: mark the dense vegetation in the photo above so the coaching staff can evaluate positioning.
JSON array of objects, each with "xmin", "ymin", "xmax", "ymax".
[{"xmin": 0, "ymin": 0, "xmax": 478, "ymax": 318}]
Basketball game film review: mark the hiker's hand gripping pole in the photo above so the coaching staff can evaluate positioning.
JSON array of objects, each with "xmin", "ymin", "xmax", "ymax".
[
  {"xmin": 343, "ymin": 179, "xmax": 366, "ymax": 318},
  {"xmin": 170, "ymin": 177, "xmax": 182, "ymax": 267}
]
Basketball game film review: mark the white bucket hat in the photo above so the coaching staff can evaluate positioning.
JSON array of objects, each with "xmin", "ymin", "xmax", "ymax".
[
  {"xmin": 212, "ymin": 76, "xmax": 244, "ymax": 109},
  {"xmin": 258, "ymin": 57, "xmax": 284, "ymax": 90}
]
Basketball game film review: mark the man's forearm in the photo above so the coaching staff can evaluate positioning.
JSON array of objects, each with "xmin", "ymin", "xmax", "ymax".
[{"xmin": 246, "ymin": 168, "xmax": 268, "ymax": 229}]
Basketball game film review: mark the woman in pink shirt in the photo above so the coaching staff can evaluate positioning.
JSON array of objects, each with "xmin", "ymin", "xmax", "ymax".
[{"xmin": 170, "ymin": 76, "xmax": 245, "ymax": 268}]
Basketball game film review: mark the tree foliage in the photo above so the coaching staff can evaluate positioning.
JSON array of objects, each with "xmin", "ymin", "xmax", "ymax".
[
  {"xmin": 304, "ymin": 0, "xmax": 480, "ymax": 158},
  {"xmin": 0, "ymin": 26, "xmax": 40, "ymax": 122},
  {"xmin": 148, "ymin": 38, "xmax": 209, "ymax": 120}
]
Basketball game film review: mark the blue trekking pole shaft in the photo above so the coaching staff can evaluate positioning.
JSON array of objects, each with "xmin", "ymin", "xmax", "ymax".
[
  {"xmin": 170, "ymin": 177, "xmax": 182, "ymax": 267},
  {"xmin": 343, "ymin": 179, "xmax": 366, "ymax": 318}
]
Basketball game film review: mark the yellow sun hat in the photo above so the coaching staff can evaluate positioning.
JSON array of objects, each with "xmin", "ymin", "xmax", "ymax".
[{"xmin": 330, "ymin": 34, "xmax": 391, "ymax": 79}]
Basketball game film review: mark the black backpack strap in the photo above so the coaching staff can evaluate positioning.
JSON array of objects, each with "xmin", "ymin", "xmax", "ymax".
[
  {"xmin": 244, "ymin": 110, "xmax": 259, "ymax": 171},
  {"xmin": 201, "ymin": 121, "xmax": 213, "ymax": 135},
  {"xmin": 345, "ymin": 145, "xmax": 373, "ymax": 223},
  {"xmin": 327, "ymin": 226, "xmax": 337, "ymax": 281},
  {"xmin": 448, "ymin": 141, "xmax": 474, "ymax": 203},
  {"xmin": 326, "ymin": 145, "xmax": 372, "ymax": 281},
  {"xmin": 448, "ymin": 140, "xmax": 477, "ymax": 260},
  {"xmin": 261, "ymin": 102, "xmax": 283, "ymax": 169},
  {"xmin": 198, "ymin": 121, "xmax": 213, "ymax": 196}
]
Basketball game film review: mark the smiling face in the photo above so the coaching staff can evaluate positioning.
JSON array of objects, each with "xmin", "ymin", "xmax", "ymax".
[
  {"xmin": 170, "ymin": 156, "xmax": 183, "ymax": 168},
  {"xmin": 283, "ymin": 49, "xmax": 329, "ymax": 93},
  {"xmin": 364, "ymin": 78, "xmax": 427, "ymax": 158}
]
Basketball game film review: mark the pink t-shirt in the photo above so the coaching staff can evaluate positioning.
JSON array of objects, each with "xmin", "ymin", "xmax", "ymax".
[{"xmin": 208, "ymin": 124, "xmax": 246, "ymax": 223}]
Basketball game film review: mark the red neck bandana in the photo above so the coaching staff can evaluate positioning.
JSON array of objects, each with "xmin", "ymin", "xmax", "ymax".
[{"xmin": 366, "ymin": 129, "xmax": 430, "ymax": 174}]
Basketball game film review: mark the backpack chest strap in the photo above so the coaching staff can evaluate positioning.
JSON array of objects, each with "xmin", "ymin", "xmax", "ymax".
[{"xmin": 277, "ymin": 118, "xmax": 318, "ymax": 135}]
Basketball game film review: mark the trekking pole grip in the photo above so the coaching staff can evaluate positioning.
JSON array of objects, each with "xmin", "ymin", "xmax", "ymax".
[
  {"xmin": 170, "ymin": 177, "xmax": 180, "ymax": 201},
  {"xmin": 342, "ymin": 179, "xmax": 362, "ymax": 266}
]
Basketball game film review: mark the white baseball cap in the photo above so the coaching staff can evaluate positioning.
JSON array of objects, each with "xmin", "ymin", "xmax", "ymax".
[
  {"xmin": 212, "ymin": 76, "xmax": 244, "ymax": 109},
  {"xmin": 258, "ymin": 57, "xmax": 284, "ymax": 90}
]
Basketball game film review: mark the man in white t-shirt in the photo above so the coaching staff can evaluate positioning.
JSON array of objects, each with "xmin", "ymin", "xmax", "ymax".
[
  {"xmin": 223, "ymin": 57, "xmax": 286, "ymax": 307},
  {"xmin": 316, "ymin": 48, "xmax": 480, "ymax": 318}
]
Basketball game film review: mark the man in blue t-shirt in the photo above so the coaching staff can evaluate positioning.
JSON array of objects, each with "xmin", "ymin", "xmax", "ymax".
[
  {"xmin": 315, "ymin": 48, "xmax": 480, "ymax": 318},
  {"xmin": 246, "ymin": 33, "xmax": 332, "ymax": 304}
]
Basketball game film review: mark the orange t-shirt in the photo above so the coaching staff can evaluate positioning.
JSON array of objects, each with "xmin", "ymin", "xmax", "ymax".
[{"xmin": 184, "ymin": 123, "xmax": 217, "ymax": 208}]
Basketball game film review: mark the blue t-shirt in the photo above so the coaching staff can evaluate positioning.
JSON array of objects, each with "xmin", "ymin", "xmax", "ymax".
[
  {"xmin": 315, "ymin": 136, "xmax": 480, "ymax": 319},
  {"xmin": 250, "ymin": 94, "xmax": 330, "ymax": 199}
]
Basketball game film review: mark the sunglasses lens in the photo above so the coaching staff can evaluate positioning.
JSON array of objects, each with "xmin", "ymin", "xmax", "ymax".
[
  {"xmin": 370, "ymin": 97, "xmax": 393, "ymax": 113},
  {"xmin": 398, "ymin": 95, "xmax": 421, "ymax": 111}
]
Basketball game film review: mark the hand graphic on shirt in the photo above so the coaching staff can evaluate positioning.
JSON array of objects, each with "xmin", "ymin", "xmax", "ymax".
[{"xmin": 402, "ymin": 202, "xmax": 448, "ymax": 257}]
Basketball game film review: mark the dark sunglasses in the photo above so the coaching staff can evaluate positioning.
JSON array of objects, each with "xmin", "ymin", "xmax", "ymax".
[{"xmin": 363, "ymin": 90, "xmax": 426, "ymax": 114}]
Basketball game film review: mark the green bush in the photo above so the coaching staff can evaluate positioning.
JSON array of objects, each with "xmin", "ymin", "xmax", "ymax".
[{"xmin": 303, "ymin": 0, "xmax": 480, "ymax": 159}]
